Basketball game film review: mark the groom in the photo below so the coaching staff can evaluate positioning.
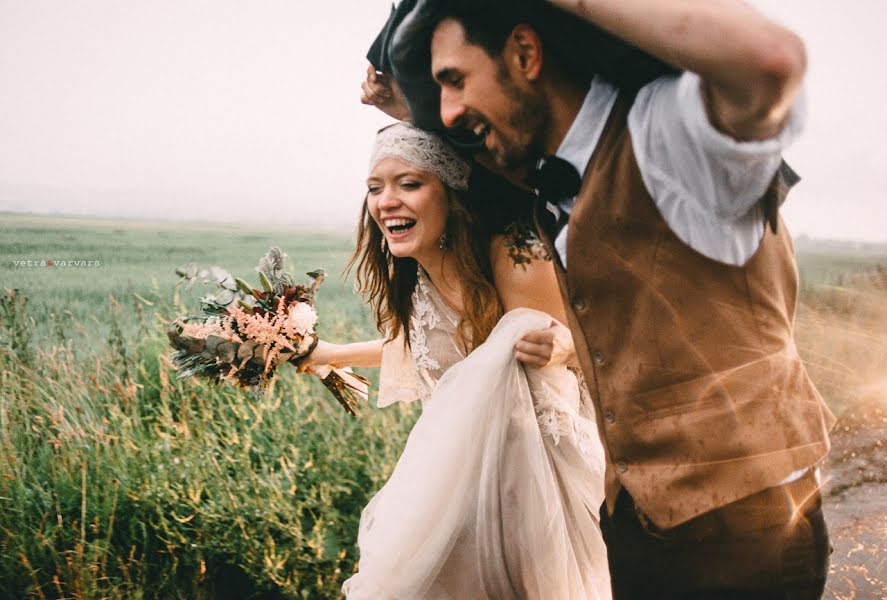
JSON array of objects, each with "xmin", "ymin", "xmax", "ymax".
[{"xmin": 369, "ymin": 0, "xmax": 837, "ymax": 597}]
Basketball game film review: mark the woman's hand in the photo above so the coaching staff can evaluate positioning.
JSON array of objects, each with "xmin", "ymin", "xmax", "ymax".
[
  {"xmin": 514, "ymin": 324, "xmax": 577, "ymax": 368},
  {"xmin": 294, "ymin": 340, "xmax": 344, "ymax": 373},
  {"xmin": 360, "ymin": 64, "xmax": 412, "ymax": 121}
]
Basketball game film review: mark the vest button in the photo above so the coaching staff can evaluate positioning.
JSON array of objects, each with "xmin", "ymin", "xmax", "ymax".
[
  {"xmin": 593, "ymin": 350, "xmax": 606, "ymax": 366},
  {"xmin": 571, "ymin": 297, "xmax": 587, "ymax": 312},
  {"xmin": 604, "ymin": 411, "xmax": 615, "ymax": 425},
  {"xmin": 616, "ymin": 461, "xmax": 628, "ymax": 473}
]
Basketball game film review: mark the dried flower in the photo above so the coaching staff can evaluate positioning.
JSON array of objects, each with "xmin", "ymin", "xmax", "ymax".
[
  {"xmin": 256, "ymin": 246, "xmax": 295, "ymax": 294},
  {"xmin": 169, "ymin": 247, "xmax": 368, "ymax": 414},
  {"xmin": 288, "ymin": 303, "xmax": 318, "ymax": 336}
]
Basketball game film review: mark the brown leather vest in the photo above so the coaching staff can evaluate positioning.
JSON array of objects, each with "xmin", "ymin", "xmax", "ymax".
[{"xmin": 535, "ymin": 92, "xmax": 836, "ymax": 529}]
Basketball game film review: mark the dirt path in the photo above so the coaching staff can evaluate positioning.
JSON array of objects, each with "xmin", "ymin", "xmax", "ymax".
[{"xmin": 823, "ymin": 403, "xmax": 887, "ymax": 599}]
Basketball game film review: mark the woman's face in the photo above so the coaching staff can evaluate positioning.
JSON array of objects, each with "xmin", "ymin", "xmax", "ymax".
[{"xmin": 367, "ymin": 157, "xmax": 449, "ymax": 263}]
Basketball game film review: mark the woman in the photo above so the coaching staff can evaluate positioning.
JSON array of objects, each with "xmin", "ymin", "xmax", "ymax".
[{"xmin": 301, "ymin": 122, "xmax": 610, "ymax": 599}]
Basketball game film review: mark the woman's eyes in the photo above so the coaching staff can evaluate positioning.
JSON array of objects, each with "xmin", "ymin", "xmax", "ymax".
[{"xmin": 367, "ymin": 180, "xmax": 421, "ymax": 194}]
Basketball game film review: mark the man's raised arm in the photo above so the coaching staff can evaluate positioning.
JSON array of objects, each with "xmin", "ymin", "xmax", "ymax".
[{"xmin": 547, "ymin": 0, "xmax": 806, "ymax": 141}]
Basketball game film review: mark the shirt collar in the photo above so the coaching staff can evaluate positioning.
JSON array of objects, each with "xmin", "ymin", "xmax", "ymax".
[{"xmin": 554, "ymin": 76, "xmax": 619, "ymax": 177}]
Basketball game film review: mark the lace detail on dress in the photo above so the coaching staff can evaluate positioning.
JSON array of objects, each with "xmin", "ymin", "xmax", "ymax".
[
  {"xmin": 529, "ymin": 371, "xmax": 600, "ymax": 458},
  {"xmin": 409, "ymin": 271, "xmax": 441, "ymax": 372},
  {"xmin": 408, "ymin": 266, "xmax": 464, "ymax": 404},
  {"xmin": 570, "ymin": 368, "xmax": 598, "ymax": 420}
]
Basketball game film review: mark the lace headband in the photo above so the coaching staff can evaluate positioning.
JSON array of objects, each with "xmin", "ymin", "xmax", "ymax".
[{"xmin": 368, "ymin": 122, "xmax": 471, "ymax": 191}]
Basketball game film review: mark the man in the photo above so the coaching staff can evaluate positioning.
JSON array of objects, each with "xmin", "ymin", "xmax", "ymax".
[{"xmin": 366, "ymin": 0, "xmax": 836, "ymax": 597}]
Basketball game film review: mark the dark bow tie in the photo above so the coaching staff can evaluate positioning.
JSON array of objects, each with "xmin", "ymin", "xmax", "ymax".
[
  {"xmin": 528, "ymin": 156, "xmax": 582, "ymax": 244},
  {"xmin": 528, "ymin": 156, "xmax": 582, "ymax": 203}
]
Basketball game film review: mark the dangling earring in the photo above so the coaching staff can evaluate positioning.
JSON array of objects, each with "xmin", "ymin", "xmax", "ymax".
[
  {"xmin": 438, "ymin": 232, "xmax": 450, "ymax": 250},
  {"xmin": 380, "ymin": 236, "xmax": 388, "ymax": 253}
]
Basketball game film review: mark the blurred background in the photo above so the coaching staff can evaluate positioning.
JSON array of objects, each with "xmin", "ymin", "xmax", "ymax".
[{"xmin": 0, "ymin": 0, "xmax": 885, "ymax": 239}]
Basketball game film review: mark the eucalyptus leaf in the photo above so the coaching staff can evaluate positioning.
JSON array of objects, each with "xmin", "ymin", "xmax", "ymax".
[
  {"xmin": 210, "ymin": 267, "xmax": 238, "ymax": 291},
  {"xmin": 213, "ymin": 289, "xmax": 235, "ymax": 307}
]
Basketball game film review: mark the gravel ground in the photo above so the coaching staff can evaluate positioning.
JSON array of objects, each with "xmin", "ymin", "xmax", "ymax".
[{"xmin": 822, "ymin": 402, "xmax": 887, "ymax": 599}]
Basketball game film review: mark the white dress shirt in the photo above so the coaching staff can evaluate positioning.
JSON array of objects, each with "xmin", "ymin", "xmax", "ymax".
[
  {"xmin": 553, "ymin": 71, "xmax": 807, "ymax": 268},
  {"xmin": 553, "ymin": 72, "xmax": 811, "ymax": 486}
]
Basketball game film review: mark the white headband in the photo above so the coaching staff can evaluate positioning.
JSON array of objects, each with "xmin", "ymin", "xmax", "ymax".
[{"xmin": 368, "ymin": 122, "xmax": 471, "ymax": 191}]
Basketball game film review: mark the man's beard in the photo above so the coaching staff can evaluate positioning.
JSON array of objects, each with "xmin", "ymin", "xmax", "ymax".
[{"xmin": 492, "ymin": 62, "xmax": 550, "ymax": 170}]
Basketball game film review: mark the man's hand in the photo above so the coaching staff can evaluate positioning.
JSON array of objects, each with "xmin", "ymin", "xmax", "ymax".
[
  {"xmin": 514, "ymin": 324, "xmax": 577, "ymax": 368},
  {"xmin": 360, "ymin": 64, "xmax": 412, "ymax": 121}
]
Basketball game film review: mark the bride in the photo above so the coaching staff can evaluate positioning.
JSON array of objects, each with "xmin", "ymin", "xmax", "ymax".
[{"xmin": 300, "ymin": 122, "xmax": 611, "ymax": 599}]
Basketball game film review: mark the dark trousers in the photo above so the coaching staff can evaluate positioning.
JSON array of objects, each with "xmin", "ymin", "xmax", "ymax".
[{"xmin": 600, "ymin": 471, "xmax": 830, "ymax": 599}]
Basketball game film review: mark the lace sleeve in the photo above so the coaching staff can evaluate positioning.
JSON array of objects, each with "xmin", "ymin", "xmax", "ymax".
[{"xmin": 377, "ymin": 329, "xmax": 420, "ymax": 408}]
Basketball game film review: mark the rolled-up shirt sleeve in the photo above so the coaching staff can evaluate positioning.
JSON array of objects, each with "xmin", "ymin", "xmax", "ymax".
[{"xmin": 629, "ymin": 71, "xmax": 808, "ymax": 221}]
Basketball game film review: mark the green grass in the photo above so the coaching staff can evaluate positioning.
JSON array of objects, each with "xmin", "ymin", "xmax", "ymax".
[
  {"xmin": 1, "ymin": 214, "xmax": 419, "ymax": 599},
  {"xmin": 797, "ymin": 252, "xmax": 887, "ymax": 287},
  {"xmin": 1, "ymin": 213, "xmax": 885, "ymax": 599},
  {"xmin": 0, "ymin": 214, "xmax": 368, "ymax": 360}
]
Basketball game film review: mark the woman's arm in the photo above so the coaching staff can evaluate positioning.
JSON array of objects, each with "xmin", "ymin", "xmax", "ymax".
[
  {"xmin": 490, "ymin": 234, "xmax": 577, "ymax": 368},
  {"xmin": 295, "ymin": 338, "xmax": 385, "ymax": 373},
  {"xmin": 490, "ymin": 234, "xmax": 568, "ymax": 323}
]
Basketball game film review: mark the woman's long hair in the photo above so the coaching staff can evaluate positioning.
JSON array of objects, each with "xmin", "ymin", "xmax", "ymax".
[{"xmin": 347, "ymin": 187, "xmax": 502, "ymax": 352}]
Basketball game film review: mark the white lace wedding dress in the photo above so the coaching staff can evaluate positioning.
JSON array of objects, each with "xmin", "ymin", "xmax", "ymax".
[{"xmin": 342, "ymin": 267, "xmax": 611, "ymax": 599}]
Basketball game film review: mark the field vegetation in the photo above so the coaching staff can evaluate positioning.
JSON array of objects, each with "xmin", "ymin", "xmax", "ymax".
[{"xmin": 1, "ymin": 214, "xmax": 885, "ymax": 599}]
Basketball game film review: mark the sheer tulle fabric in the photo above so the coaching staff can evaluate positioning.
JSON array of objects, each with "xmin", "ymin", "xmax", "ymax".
[
  {"xmin": 377, "ymin": 331, "xmax": 419, "ymax": 408},
  {"xmin": 343, "ymin": 309, "xmax": 611, "ymax": 599}
]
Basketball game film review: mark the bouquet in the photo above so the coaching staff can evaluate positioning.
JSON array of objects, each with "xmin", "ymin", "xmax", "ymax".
[{"xmin": 167, "ymin": 247, "xmax": 368, "ymax": 415}]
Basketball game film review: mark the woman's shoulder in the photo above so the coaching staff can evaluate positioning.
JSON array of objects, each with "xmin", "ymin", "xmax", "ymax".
[{"xmin": 489, "ymin": 234, "xmax": 567, "ymax": 324}]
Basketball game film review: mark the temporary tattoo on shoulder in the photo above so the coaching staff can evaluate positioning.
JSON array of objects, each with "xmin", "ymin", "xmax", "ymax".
[{"xmin": 503, "ymin": 220, "xmax": 551, "ymax": 270}]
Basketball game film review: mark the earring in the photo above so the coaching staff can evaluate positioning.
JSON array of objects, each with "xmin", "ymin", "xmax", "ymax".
[
  {"xmin": 380, "ymin": 236, "xmax": 388, "ymax": 253},
  {"xmin": 438, "ymin": 233, "xmax": 450, "ymax": 250}
]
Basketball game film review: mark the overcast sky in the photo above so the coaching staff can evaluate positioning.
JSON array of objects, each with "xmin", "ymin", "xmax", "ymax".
[{"xmin": 0, "ymin": 0, "xmax": 884, "ymax": 241}]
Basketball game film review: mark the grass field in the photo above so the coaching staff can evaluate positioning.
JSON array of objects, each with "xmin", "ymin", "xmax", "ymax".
[
  {"xmin": 0, "ymin": 213, "xmax": 371, "ymax": 354},
  {"xmin": 1, "ymin": 212, "xmax": 886, "ymax": 599}
]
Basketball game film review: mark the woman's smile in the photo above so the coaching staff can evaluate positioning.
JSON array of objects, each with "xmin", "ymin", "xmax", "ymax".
[
  {"xmin": 367, "ymin": 157, "xmax": 450, "ymax": 263},
  {"xmin": 383, "ymin": 217, "xmax": 417, "ymax": 238}
]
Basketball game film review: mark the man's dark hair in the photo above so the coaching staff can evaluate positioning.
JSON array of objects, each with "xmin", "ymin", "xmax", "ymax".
[
  {"xmin": 429, "ymin": 0, "xmax": 677, "ymax": 90},
  {"xmin": 432, "ymin": 0, "xmax": 526, "ymax": 59},
  {"xmin": 369, "ymin": 0, "xmax": 676, "ymax": 134}
]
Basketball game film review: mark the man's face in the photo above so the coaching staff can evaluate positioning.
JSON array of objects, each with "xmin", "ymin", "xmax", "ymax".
[{"xmin": 430, "ymin": 19, "xmax": 549, "ymax": 169}]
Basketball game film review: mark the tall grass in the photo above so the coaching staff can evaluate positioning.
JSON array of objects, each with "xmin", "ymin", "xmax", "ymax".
[
  {"xmin": 794, "ymin": 268, "xmax": 887, "ymax": 416},
  {"xmin": 0, "ymin": 284, "xmax": 419, "ymax": 599},
  {"xmin": 1, "ymin": 216, "xmax": 420, "ymax": 598}
]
